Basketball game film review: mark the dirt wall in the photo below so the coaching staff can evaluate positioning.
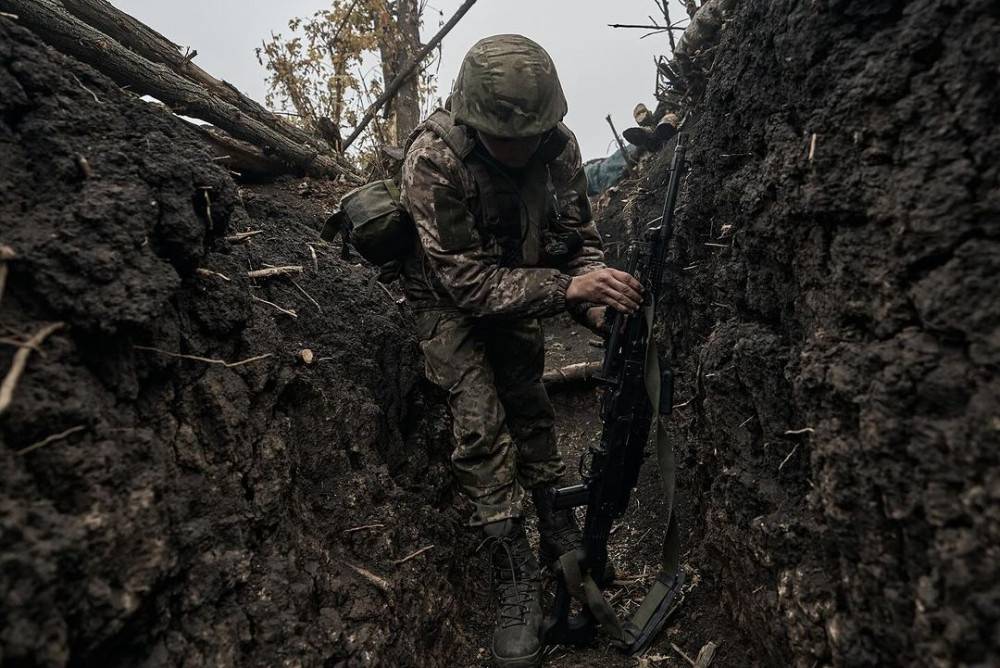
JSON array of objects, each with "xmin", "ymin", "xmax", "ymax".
[
  {"xmin": 0, "ymin": 20, "xmax": 478, "ymax": 667},
  {"xmin": 618, "ymin": 0, "xmax": 999, "ymax": 665}
]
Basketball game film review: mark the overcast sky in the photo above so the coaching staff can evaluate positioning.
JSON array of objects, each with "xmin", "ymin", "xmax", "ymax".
[{"xmin": 110, "ymin": 0, "xmax": 686, "ymax": 160}]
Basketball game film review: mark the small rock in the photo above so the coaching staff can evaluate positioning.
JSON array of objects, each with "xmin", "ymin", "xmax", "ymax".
[{"xmin": 299, "ymin": 348, "xmax": 315, "ymax": 364}]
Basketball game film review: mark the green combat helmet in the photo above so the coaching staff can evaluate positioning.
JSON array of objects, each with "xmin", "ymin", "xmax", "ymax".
[{"xmin": 452, "ymin": 34, "xmax": 568, "ymax": 138}]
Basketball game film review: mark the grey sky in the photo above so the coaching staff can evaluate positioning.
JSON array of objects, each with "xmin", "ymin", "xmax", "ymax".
[{"xmin": 110, "ymin": 0, "xmax": 686, "ymax": 160}]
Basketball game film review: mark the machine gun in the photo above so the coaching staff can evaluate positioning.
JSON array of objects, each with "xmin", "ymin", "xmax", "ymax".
[{"xmin": 543, "ymin": 133, "xmax": 688, "ymax": 654}]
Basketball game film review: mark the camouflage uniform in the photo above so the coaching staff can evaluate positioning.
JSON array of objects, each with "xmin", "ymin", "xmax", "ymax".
[{"xmin": 400, "ymin": 109, "xmax": 604, "ymax": 525}]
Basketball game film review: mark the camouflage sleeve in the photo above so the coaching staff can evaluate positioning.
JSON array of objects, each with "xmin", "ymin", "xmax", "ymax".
[
  {"xmin": 549, "ymin": 127, "xmax": 605, "ymax": 276},
  {"xmin": 402, "ymin": 143, "xmax": 571, "ymax": 318}
]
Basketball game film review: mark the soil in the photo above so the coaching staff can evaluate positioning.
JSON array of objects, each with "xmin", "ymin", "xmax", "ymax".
[
  {"xmin": 0, "ymin": 20, "xmax": 480, "ymax": 668},
  {"xmin": 593, "ymin": 1, "xmax": 1000, "ymax": 666},
  {"xmin": 2, "ymin": 1, "xmax": 998, "ymax": 667}
]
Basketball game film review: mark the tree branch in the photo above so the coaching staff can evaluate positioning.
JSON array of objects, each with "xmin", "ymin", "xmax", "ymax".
[{"xmin": 342, "ymin": 0, "xmax": 479, "ymax": 151}]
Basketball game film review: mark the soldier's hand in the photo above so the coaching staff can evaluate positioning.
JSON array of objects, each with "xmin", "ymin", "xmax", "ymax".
[{"xmin": 566, "ymin": 268, "xmax": 643, "ymax": 314}]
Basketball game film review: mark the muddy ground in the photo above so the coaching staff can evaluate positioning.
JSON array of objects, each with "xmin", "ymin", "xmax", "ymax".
[{"xmin": 2, "ymin": 0, "xmax": 999, "ymax": 667}]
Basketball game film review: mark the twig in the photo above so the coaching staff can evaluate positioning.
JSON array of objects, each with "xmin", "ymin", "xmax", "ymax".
[
  {"xmin": 202, "ymin": 189, "xmax": 212, "ymax": 226},
  {"xmin": 289, "ymin": 278, "xmax": 322, "ymax": 313},
  {"xmin": 673, "ymin": 396, "xmax": 694, "ymax": 409},
  {"xmin": 247, "ymin": 265, "xmax": 303, "ymax": 280},
  {"xmin": 704, "ymin": 242, "xmax": 728, "ymax": 248},
  {"xmin": 608, "ymin": 23, "xmax": 686, "ymax": 31},
  {"xmin": 16, "ymin": 425, "xmax": 86, "ymax": 456},
  {"xmin": 343, "ymin": 0, "xmax": 480, "ymax": 150},
  {"xmin": 0, "ymin": 337, "xmax": 42, "ymax": 352},
  {"xmin": 134, "ymin": 345, "xmax": 272, "ymax": 368},
  {"xmin": 671, "ymin": 642, "xmax": 698, "ymax": 667},
  {"xmin": 739, "ymin": 415, "xmax": 755, "ymax": 428},
  {"xmin": 374, "ymin": 280, "xmax": 394, "ymax": 302},
  {"xmin": 660, "ymin": 0, "xmax": 676, "ymax": 53},
  {"xmin": 345, "ymin": 562, "xmax": 391, "ymax": 593},
  {"xmin": 695, "ymin": 641, "xmax": 719, "ymax": 667},
  {"xmin": 808, "ymin": 132, "xmax": 817, "ymax": 162},
  {"xmin": 225, "ymin": 230, "xmax": 263, "ymax": 242},
  {"xmin": 0, "ymin": 244, "xmax": 14, "ymax": 308},
  {"xmin": 778, "ymin": 443, "xmax": 800, "ymax": 471},
  {"xmin": 195, "ymin": 268, "xmax": 232, "ymax": 282},
  {"xmin": 307, "ymin": 244, "xmax": 319, "ymax": 272},
  {"xmin": 354, "ymin": 64, "xmax": 389, "ymax": 158},
  {"xmin": 328, "ymin": 0, "xmax": 362, "ymax": 48},
  {"xmin": 612, "ymin": 570, "xmax": 656, "ymax": 586},
  {"xmin": 0, "ymin": 322, "xmax": 64, "ymax": 416},
  {"xmin": 605, "ymin": 588, "xmax": 628, "ymax": 608},
  {"xmin": 252, "ymin": 296, "xmax": 298, "ymax": 318},
  {"xmin": 76, "ymin": 155, "xmax": 93, "ymax": 178},
  {"xmin": 70, "ymin": 73, "xmax": 100, "ymax": 103},
  {"xmin": 784, "ymin": 427, "xmax": 815, "ymax": 435},
  {"xmin": 343, "ymin": 523, "xmax": 385, "ymax": 533},
  {"xmin": 0, "ymin": 11, "xmax": 19, "ymax": 19},
  {"xmin": 640, "ymin": 28, "xmax": 672, "ymax": 39},
  {"xmin": 393, "ymin": 544, "xmax": 434, "ymax": 565}
]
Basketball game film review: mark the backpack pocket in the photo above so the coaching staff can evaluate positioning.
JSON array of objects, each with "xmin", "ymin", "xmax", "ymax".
[{"xmin": 322, "ymin": 179, "xmax": 415, "ymax": 266}]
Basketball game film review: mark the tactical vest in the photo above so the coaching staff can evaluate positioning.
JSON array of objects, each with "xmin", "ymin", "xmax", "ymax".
[{"xmin": 404, "ymin": 108, "xmax": 576, "ymax": 268}]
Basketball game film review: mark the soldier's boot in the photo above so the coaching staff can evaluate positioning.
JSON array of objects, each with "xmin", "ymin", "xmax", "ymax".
[
  {"xmin": 481, "ymin": 518, "xmax": 543, "ymax": 668},
  {"xmin": 622, "ymin": 125, "xmax": 662, "ymax": 152},
  {"xmin": 532, "ymin": 486, "xmax": 616, "ymax": 586}
]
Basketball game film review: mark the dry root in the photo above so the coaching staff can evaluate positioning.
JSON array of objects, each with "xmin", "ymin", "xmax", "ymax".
[
  {"xmin": 392, "ymin": 545, "xmax": 434, "ymax": 566},
  {"xmin": 16, "ymin": 424, "xmax": 86, "ymax": 456},
  {"xmin": 345, "ymin": 562, "xmax": 391, "ymax": 594},
  {"xmin": 225, "ymin": 230, "xmax": 262, "ymax": 242},
  {"xmin": 252, "ymin": 296, "xmax": 298, "ymax": 319},
  {"xmin": 134, "ymin": 345, "xmax": 272, "ymax": 368},
  {"xmin": 247, "ymin": 266, "xmax": 303, "ymax": 280},
  {"xmin": 0, "ymin": 322, "xmax": 65, "ymax": 416}
]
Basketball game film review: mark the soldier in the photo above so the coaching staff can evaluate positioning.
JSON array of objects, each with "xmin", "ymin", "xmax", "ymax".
[{"xmin": 400, "ymin": 35, "xmax": 643, "ymax": 667}]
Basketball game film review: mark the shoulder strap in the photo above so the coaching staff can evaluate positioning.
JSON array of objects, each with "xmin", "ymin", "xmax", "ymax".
[{"xmin": 404, "ymin": 108, "xmax": 475, "ymax": 160}]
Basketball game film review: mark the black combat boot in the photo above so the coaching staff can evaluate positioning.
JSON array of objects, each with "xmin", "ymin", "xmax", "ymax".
[
  {"xmin": 532, "ymin": 486, "xmax": 615, "ymax": 585},
  {"xmin": 481, "ymin": 518, "xmax": 543, "ymax": 667}
]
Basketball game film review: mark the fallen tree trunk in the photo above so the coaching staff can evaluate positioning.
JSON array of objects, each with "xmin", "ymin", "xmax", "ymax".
[
  {"xmin": 58, "ymin": 0, "xmax": 331, "ymax": 157},
  {"xmin": 0, "ymin": 0, "xmax": 353, "ymax": 179},
  {"xmin": 192, "ymin": 125, "xmax": 290, "ymax": 179}
]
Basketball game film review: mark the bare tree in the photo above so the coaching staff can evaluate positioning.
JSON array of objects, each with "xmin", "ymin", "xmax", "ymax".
[
  {"xmin": 257, "ymin": 0, "xmax": 437, "ymax": 155},
  {"xmin": 375, "ymin": 0, "xmax": 422, "ymax": 142}
]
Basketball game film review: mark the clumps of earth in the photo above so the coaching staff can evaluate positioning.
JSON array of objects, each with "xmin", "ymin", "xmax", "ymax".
[{"xmin": 1, "ymin": 18, "xmax": 480, "ymax": 667}]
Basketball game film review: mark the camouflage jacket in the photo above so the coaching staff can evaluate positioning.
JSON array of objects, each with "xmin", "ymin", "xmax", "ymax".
[{"xmin": 399, "ymin": 109, "xmax": 604, "ymax": 319}]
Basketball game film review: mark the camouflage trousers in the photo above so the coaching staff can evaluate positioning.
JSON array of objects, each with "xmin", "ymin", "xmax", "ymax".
[{"xmin": 415, "ymin": 309, "xmax": 566, "ymax": 526}]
